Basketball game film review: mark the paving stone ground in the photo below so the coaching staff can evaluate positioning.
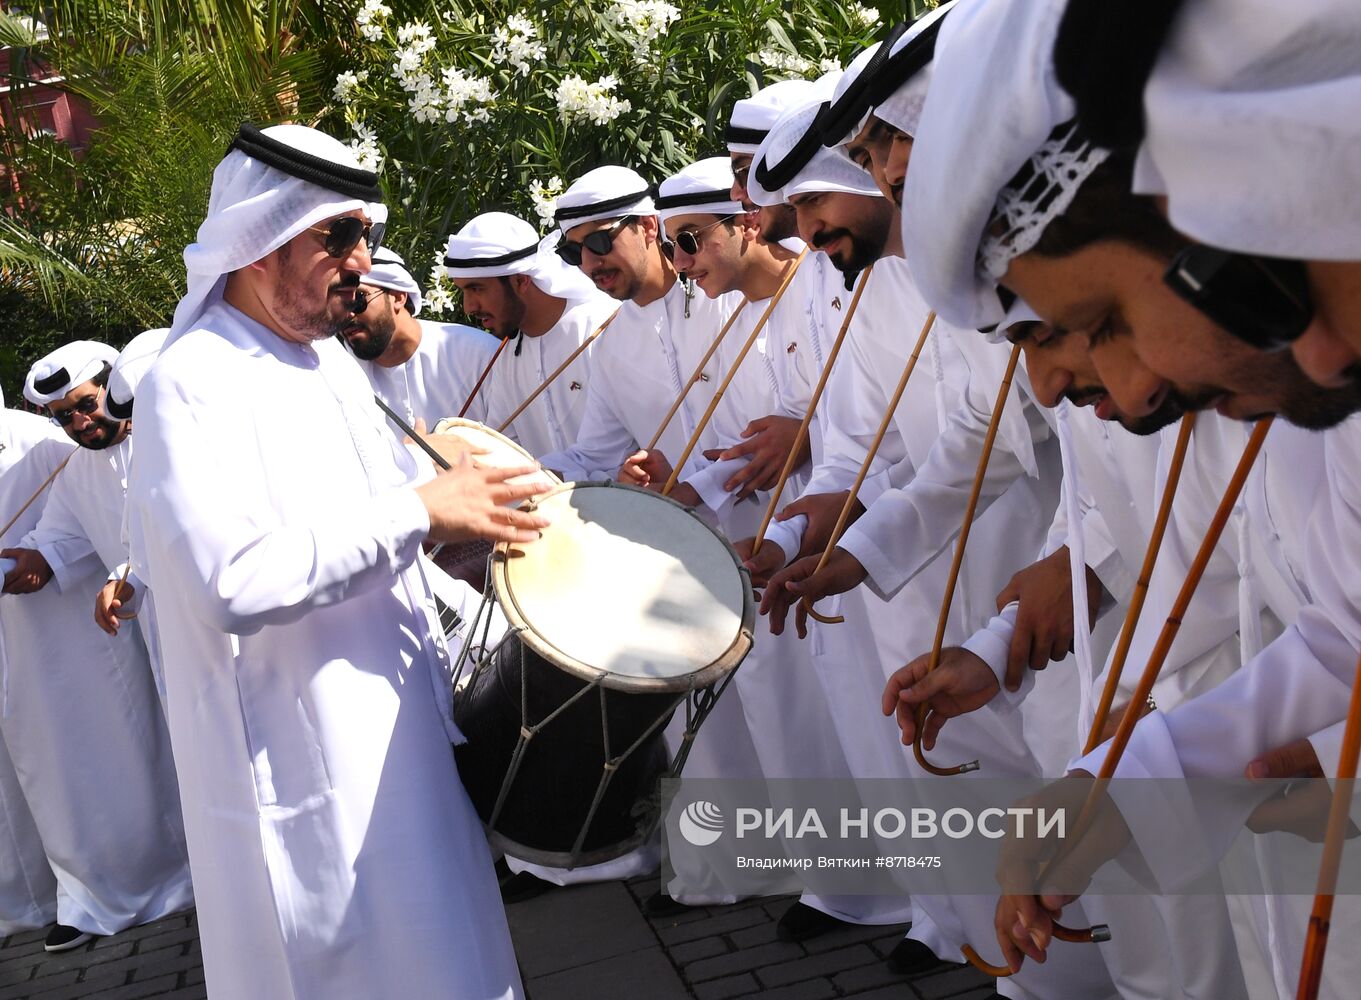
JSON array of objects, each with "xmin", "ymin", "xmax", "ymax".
[{"xmin": 0, "ymin": 881, "xmax": 995, "ymax": 999}]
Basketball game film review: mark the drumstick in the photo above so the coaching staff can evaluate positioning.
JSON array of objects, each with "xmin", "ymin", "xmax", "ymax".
[
  {"xmin": 458, "ymin": 334, "xmax": 512, "ymax": 418},
  {"xmin": 645, "ymin": 300, "xmax": 753, "ymax": 453},
  {"xmin": 750, "ymin": 265, "xmax": 874, "ymax": 558},
  {"xmin": 0, "ymin": 450, "xmax": 74, "ymax": 542},
  {"xmin": 961, "ymin": 415, "xmax": 1274, "ymax": 978},
  {"xmin": 660, "ymin": 255, "xmax": 806, "ymax": 497},
  {"xmin": 1083, "ymin": 411, "xmax": 1196, "ymax": 754},
  {"xmin": 801, "ymin": 311, "xmax": 936, "ymax": 626},
  {"xmin": 373, "ymin": 394, "xmax": 451, "ymax": 470},
  {"xmin": 914, "ymin": 342, "xmax": 1022, "ymax": 777},
  {"xmin": 1296, "ymin": 648, "xmax": 1361, "ymax": 1000},
  {"xmin": 496, "ymin": 310, "xmax": 619, "ymax": 433}
]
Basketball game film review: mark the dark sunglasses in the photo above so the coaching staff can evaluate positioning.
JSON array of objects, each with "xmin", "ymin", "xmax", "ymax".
[
  {"xmin": 1163, "ymin": 244, "xmax": 1313, "ymax": 352},
  {"xmin": 661, "ymin": 215, "xmax": 736, "ymax": 262},
  {"xmin": 308, "ymin": 216, "xmax": 385, "ymax": 259},
  {"xmin": 51, "ymin": 394, "xmax": 100, "ymax": 427},
  {"xmin": 556, "ymin": 216, "xmax": 634, "ymax": 267}
]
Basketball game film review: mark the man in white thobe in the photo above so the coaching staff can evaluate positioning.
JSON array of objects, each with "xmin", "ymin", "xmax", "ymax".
[
  {"xmin": 444, "ymin": 211, "xmax": 616, "ymax": 456},
  {"xmin": 339, "ymin": 246, "xmax": 501, "ymax": 432},
  {"xmin": 125, "ymin": 122, "xmax": 549, "ymax": 1000}
]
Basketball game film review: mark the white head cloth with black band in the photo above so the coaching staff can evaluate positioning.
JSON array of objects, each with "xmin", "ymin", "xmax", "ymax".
[
  {"xmin": 903, "ymin": 0, "xmax": 1108, "ymax": 329},
  {"xmin": 170, "ymin": 123, "xmax": 388, "ymax": 341},
  {"xmin": 106, "ymin": 328, "xmax": 171, "ymax": 420},
  {"xmin": 444, "ymin": 212, "xmax": 600, "ymax": 301},
  {"xmin": 656, "ymin": 158, "xmax": 744, "ymax": 238},
  {"xmin": 1134, "ymin": 0, "xmax": 1361, "ymax": 260},
  {"xmin": 725, "ymin": 79, "xmax": 817, "ymax": 156},
  {"xmin": 553, "ymin": 165, "xmax": 655, "ymax": 234},
  {"xmin": 364, "ymin": 247, "xmax": 423, "ymax": 316},
  {"xmin": 818, "ymin": 33, "xmax": 899, "ymax": 152},
  {"xmin": 869, "ymin": 1, "xmax": 954, "ymax": 139},
  {"xmin": 24, "ymin": 340, "xmax": 120, "ymax": 406},
  {"xmin": 748, "ymin": 83, "xmax": 885, "ymax": 207}
]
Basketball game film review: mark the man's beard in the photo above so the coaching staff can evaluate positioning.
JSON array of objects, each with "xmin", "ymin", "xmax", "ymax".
[
  {"xmin": 1275, "ymin": 376, "xmax": 1361, "ymax": 430},
  {"xmin": 341, "ymin": 310, "xmax": 397, "ymax": 361},
  {"xmin": 274, "ymin": 244, "xmax": 357, "ymax": 342},
  {"xmin": 73, "ymin": 416, "xmax": 123, "ymax": 450},
  {"xmin": 818, "ymin": 229, "xmax": 884, "ymax": 276},
  {"xmin": 758, "ymin": 205, "xmax": 798, "ymax": 244}
]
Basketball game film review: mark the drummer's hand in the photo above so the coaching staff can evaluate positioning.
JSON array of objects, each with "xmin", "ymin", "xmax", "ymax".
[
  {"xmin": 775, "ymin": 490, "xmax": 860, "ymax": 559},
  {"xmin": 95, "ymin": 578, "xmax": 136, "ymax": 635},
  {"xmin": 416, "ymin": 460, "xmax": 551, "ymax": 545},
  {"xmin": 881, "ymin": 647, "xmax": 998, "ymax": 748},
  {"xmin": 734, "ymin": 536, "xmax": 786, "ymax": 589},
  {"xmin": 701, "ymin": 415, "xmax": 808, "ymax": 500},
  {"xmin": 619, "ymin": 449, "xmax": 673, "ymax": 489},
  {"xmin": 1, "ymin": 548, "xmax": 53, "ymax": 595},
  {"xmin": 408, "ymin": 418, "xmax": 491, "ymax": 469},
  {"xmin": 762, "ymin": 547, "xmax": 867, "ymax": 638}
]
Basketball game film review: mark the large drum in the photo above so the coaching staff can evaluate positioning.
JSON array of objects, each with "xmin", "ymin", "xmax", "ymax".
[
  {"xmin": 453, "ymin": 481, "xmax": 753, "ymax": 869},
  {"xmin": 427, "ymin": 418, "xmax": 559, "ymax": 589}
]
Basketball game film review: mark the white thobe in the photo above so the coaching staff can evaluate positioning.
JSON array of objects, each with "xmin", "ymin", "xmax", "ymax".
[
  {"xmin": 539, "ymin": 280, "xmax": 742, "ymax": 481},
  {"xmin": 127, "ymin": 301, "xmax": 521, "ymax": 1000},
  {"xmin": 0, "ymin": 410, "xmax": 63, "ymax": 933},
  {"xmin": 0, "ymin": 430, "xmax": 193, "ymax": 935},
  {"xmin": 1071, "ymin": 416, "xmax": 1361, "ymax": 998},
  {"xmin": 479, "ymin": 295, "xmax": 618, "ymax": 458},
  {"xmin": 360, "ymin": 318, "xmax": 500, "ymax": 434}
]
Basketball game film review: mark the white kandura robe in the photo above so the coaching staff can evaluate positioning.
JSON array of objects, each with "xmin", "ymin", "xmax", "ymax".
[
  {"xmin": 360, "ymin": 318, "xmax": 500, "ymax": 435},
  {"xmin": 0, "ymin": 432, "xmax": 193, "ymax": 935},
  {"xmin": 127, "ymin": 301, "xmax": 521, "ymax": 1000},
  {"xmin": 479, "ymin": 294, "xmax": 618, "ymax": 458},
  {"xmin": 0, "ymin": 409, "xmax": 63, "ymax": 933},
  {"xmin": 539, "ymin": 280, "xmax": 742, "ymax": 481},
  {"xmin": 1072, "ymin": 416, "xmax": 1361, "ymax": 999}
]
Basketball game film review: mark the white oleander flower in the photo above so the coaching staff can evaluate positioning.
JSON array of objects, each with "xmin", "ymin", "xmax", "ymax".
[
  {"xmin": 396, "ymin": 20, "xmax": 437, "ymax": 56},
  {"xmin": 528, "ymin": 175, "xmax": 564, "ymax": 229},
  {"xmin": 356, "ymin": 0, "xmax": 391, "ymax": 42},
  {"xmin": 392, "ymin": 47, "xmax": 426, "ymax": 89},
  {"xmin": 819, "ymin": 57, "xmax": 842, "ymax": 74},
  {"xmin": 443, "ymin": 67, "xmax": 496, "ymax": 124},
  {"xmin": 756, "ymin": 47, "xmax": 816, "ymax": 78},
  {"xmin": 405, "ymin": 75, "xmax": 444, "ymax": 123},
  {"xmin": 848, "ymin": 2, "xmax": 880, "ymax": 28},
  {"xmin": 605, "ymin": 0, "xmax": 681, "ymax": 49},
  {"xmin": 332, "ymin": 70, "xmax": 368, "ymax": 103},
  {"xmin": 348, "ymin": 122, "xmax": 383, "ymax": 172},
  {"xmin": 491, "ymin": 14, "xmax": 547, "ymax": 76},
  {"xmin": 555, "ymin": 74, "xmax": 631, "ymax": 125},
  {"xmin": 425, "ymin": 252, "xmax": 457, "ymax": 315}
]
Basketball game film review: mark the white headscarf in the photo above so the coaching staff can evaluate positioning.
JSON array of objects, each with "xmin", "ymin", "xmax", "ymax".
[
  {"xmin": 24, "ymin": 340, "xmax": 119, "ymax": 406},
  {"xmin": 444, "ymin": 212, "xmax": 600, "ymax": 301},
  {"xmin": 1136, "ymin": 0, "xmax": 1361, "ymax": 260},
  {"xmin": 106, "ymin": 328, "xmax": 170, "ymax": 420},
  {"xmin": 726, "ymin": 79, "xmax": 817, "ymax": 156},
  {"xmin": 870, "ymin": 3, "xmax": 953, "ymax": 138},
  {"xmin": 364, "ymin": 247, "xmax": 423, "ymax": 316},
  {"xmin": 903, "ymin": 0, "xmax": 1105, "ymax": 329},
  {"xmin": 748, "ymin": 91, "xmax": 884, "ymax": 207},
  {"xmin": 656, "ymin": 158, "xmax": 744, "ymax": 238},
  {"xmin": 553, "ymin": 165, "xmax": 655, "ymax": 234},
  {"xmin": 822, "ymin": 41, "xmax": 888, "ymax": 151},
  {"xmin": 170, "ymin": 123, "xmax": 387, "ymax": 340}
]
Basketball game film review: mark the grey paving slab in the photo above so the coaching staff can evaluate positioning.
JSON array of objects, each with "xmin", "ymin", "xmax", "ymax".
[
  {"xmin": 526, "ymin": 946, "xmax": 690, "ymax": 1000},
  {"xmin": 505, "ymin": 881, "xmax": 658, "ymax": 980}
]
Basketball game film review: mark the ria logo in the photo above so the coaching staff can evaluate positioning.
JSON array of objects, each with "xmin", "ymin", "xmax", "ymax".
[{"xmin": 678, "ymin": 801, "xmax": 724, "ymax": 846}]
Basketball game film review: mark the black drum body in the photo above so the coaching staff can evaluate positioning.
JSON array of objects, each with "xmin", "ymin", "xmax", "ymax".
[{"xmin": 454, "ymin": 631, "xmax": 678, "ymax": 867}]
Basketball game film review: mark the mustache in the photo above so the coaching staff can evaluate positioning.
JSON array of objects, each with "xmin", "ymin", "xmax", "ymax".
[
  {"xmin": 812, "ymin": 228, "xmax": 852, "ymax": 250},
  {"xmin": 1063, "ymin": 385, "xmax": 1106, "ymax": 408}
]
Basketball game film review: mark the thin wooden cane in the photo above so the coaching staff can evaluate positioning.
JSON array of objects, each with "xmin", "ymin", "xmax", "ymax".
[
  {"xmin": 1083, "ymin": 411, "xmax": 1197, "ymax": 755},
  {"xmin": 960, "ymin": 416, "xmax": 1274, "ymax": 978},
  {"xmin": 750, "ymin": 266, "xmax": 874, "ymax": 557},
  {"xmin": 0, "ymin": 451, "xmax": 73, "ymax": 542},
  {"xmin": 458, "ymin": 333, "xmax": 512, "ymax": 418},
  {"xmin": 495, "ymin": 310, "xmax": 619, "ymax": 433},
  {"xmin": 660, "ymin": 255, "xmax": 806, "ymax": 496},
  {"xmin": 644, "ymin": 297, "xmax": 752, "ymax": 452},
  {"xmin": 913, "ymin": 342, "xmax": 1022, "ymax": 778},
  {"xmin": 111, "ymin": 558, "xmax": 137, "ymax": 621},
  {"xmin": 1296, "ymin": 648, "xmax": 1361, "ymax": 999},
  {"xmin": 801, "ymin": 311, "xmax": 936, "ymax": 626}
]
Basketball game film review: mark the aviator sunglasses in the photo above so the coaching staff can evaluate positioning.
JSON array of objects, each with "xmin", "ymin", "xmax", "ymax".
[
  {"xmin": 50, "ymin": 395, "xmax": 100, "ymax": 427},
  {"xmin": 556, "ymin": 216, "xmax": 635, "ymax": 267},
  {"xmin": 308, "ymin": 216, "xmax": 386, "ymax": 259},
  {"xmin": 661, "ymin": 215, "xmax": 736, "ymax": 262}
]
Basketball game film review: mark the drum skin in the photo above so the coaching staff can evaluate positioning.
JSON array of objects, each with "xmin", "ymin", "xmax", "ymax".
[{"xmin": 454, "ymin": 632, "xmax": 677, "ymax": 865}]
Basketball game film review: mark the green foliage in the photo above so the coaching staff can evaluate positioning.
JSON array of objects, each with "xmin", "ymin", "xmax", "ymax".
[{"xmin": 0, "ymin": 0, "xmax": 916, "ymax": 399}]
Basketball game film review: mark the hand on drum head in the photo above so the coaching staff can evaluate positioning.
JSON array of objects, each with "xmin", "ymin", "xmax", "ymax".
[
  {"xmin": 406, "ymin": 418, "xmax": 491, "ymax": 469},
  {"xmin": 762, "ymin": 547, "xmax": 867, "ymax": 638},
  {"xmin": 416, "ymin": 460, "xmax": 551, "ymax": 545}
]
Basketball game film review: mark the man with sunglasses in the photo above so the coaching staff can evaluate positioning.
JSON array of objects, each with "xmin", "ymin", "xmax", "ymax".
[
  {"xmin": 339, "ymin": 247, "xmax": 500, "ymax": 433},
  {"xmin": 123, "ymin": 123, "xmax": 542, "ymax": 1000},
  {"xmin": 444, "ymin": 211, "xmax": 615, "ymax": 458},
  {"xmin": 537, "ymin": 165, "xmax": 740, "ymax": 483},
  {"xmin": 0, "ymin": 337, "xmax": 194, "ymax": 955}
]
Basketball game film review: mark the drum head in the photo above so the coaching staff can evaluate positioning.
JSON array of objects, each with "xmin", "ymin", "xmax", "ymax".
[
  {"xmin": 432, "ymin": 417, "xmax": 560, "ymax": 492},
  {"xmin": 492, "ymin": 482, "xmax": 753, "ymax": 692}
]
